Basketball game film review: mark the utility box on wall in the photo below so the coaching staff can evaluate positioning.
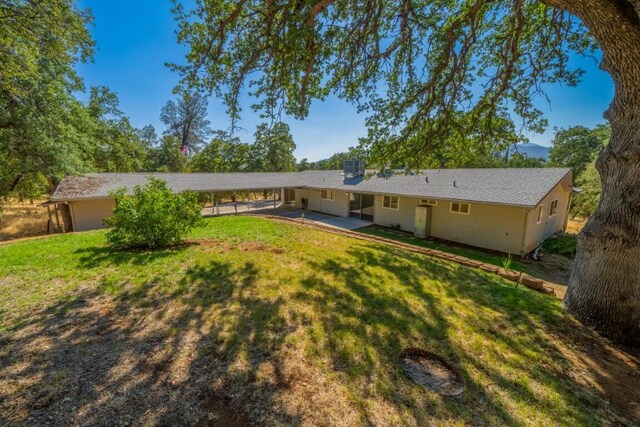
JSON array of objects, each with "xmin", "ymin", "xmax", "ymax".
[{"xmin": 414, "ymin": 205, "xmax": 432, "ymax": 238}]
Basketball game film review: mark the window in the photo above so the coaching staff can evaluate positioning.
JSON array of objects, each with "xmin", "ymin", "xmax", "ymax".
[
  {"xmin": 549, "ymin": 199, "xmax": 558, "ymax": 217},
  {"xmin": 383, "ymin": 195, "xmax": 399, "ymax": 209},
  {"xmin": 321, "ymin": 190, "xmax": 334, "ymax": 200},
  {"xmin": 420, "ymin": 199, "xmax": 437, "ymax": 206},
  {"xmin": 450, "ymin": 202, "xmax": 470, "ymax": 214},
  {"xmin": 537, "ymin": 205, "xmax": 544, "ymax": 223}
]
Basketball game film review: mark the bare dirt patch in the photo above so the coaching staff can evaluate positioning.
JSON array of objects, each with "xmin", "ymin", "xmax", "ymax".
[
  {"xmin": 193, "ymin": 239, "xmax": 287, "ymax": 255},
  {"xmin": 552, "ymin": 329, "xmax": 640, "ymax": 423},
  {"xmin": 197, "ymin": 391, "xmax": 250, "ymax": 426},
  {"xmin": 400, "ymin": 348, "xmax": 465, "ymax": 396},
  {"xmin": 0, "ymin": 288, "xmax": 280, "ymax": 426},
  {"xmin": 519, "ymin": 253, "xmax": 574, "ymax": 290},
  {"xmin": 237, "ymin": 241, "xmax": 285, "ymax": 254}
]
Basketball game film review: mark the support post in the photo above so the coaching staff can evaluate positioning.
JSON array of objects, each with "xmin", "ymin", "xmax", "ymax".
[
  {"xmin": 68, "ymin": 202, "xmax": 75, "ymax": 232},
  {"xmin": 54, "ymin": 204, "xmax": 61, "ymax": 233},
  {"xmin": 273, "ymin": 189, "xmax": 276, "ymax": 209},
  {"xmin": 46, "ymin": 205, "xmax": 53, "ymax": 235},
  {"xmin": 234, "ymin": 193, "xmax": 238, "ymax": 214}
]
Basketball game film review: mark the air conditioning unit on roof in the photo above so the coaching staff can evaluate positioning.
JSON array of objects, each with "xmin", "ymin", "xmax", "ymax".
[{"xmin": 343, "ymin": 160, "xmax": 364, "ymax": 178}]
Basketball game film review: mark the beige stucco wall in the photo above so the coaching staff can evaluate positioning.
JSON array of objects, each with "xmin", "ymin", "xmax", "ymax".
[
  {"xmin": 294, "ymin": 188, "xmax": 320, "ymax": 211},
  {"xmin": 373, "ymin": 194, "xmax": 421, "ymax": 231},
  {"xmin": 69, "ymin": 198, "xmax": 115, "ymax": 231},
  {"xmin": 522, "ymin": 172, "xmax": 573, "ymax": 253},
  {"xmin": 371, "ymin": 195, "xmax": 528, "ymax": 254},
  {"xmin": 294, "ymin": 188, "xmax": 349, "ymax": 217},
  {"xmin": 430, "ymin": 200, "xmax": 528, "ymax": 254}
]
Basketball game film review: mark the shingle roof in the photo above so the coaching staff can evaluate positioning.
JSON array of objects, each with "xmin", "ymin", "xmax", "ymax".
[
  {"xmin": 339, "ymin": 168, "xmax": 572, "ymax": 207},
  {"xmin": 52, "ymin": 168, "xmax": 571, "ymax": 208}
]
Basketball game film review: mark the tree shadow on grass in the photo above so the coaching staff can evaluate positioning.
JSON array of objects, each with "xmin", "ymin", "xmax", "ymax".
[
  {"xmin": 74, "ymin": 243, "xmax": 193, "ymax": 268},
  {"xmin": 1, "ymin": 236, "xmax": 638, "ymax": 426},
  {"xmin": 0, "ymin": 254, "xmax": 299, "ymax": 426},
  {"xmin": 296, "ymin": 247, "xmax": 518, "ymax": 425},
  {"xmin": 296, "ymin": 241, "xmax": 639, "ymax": 426}
]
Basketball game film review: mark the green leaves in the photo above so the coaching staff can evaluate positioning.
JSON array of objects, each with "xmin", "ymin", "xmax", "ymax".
[
  {"xmin": 188, "ymin": 124, "xmax": 297, "ymax": 173},
  {"xmin": 172, "ymin": 0, "xmax": 595, "ymax": 169},
  {"xmin": 105, "ymin": 178, "xmax": 204, "ymax": 249},
  {"xmin": 549, "ymin": 124, "xmax": 608, "ymax": 176},
  {"xmin": 0, "ymin": 1, "xmax": 147, "ymax": 200},
  {"xmin": 250, "ymin": 123, "xmax": 297, "ymax": 172},
  {"xmin": 188, "ymin": 130, "xmax": 251, "ymax": 173},
  {"xmin": 548, "ymin": 123, "xmax": 609, "ymax": 218}
]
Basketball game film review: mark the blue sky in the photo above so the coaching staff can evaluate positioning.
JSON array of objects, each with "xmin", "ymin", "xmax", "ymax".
[{"xmin": 76, "ymin": 0, "xmax": 614, "ymax": 162}]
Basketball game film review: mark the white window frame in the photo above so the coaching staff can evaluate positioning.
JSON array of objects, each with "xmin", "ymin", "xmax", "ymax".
[
  {"xmin": 537, "ymin": 204, "xmax": 544, "ymax": 224},
  {"xmin": 383, "ymin": 195, "xmax": 399, "ymax": 210},
  {"xmin": 420, "ymin": 199, "xmax": 437, "ymax": 206},
  {"xmin": 549, "ymin": 199, "xmax": 558, "ymax": 217},
  {"xmin": 450, "ymin": 202, "xmax": 470, "ymax": 215}
]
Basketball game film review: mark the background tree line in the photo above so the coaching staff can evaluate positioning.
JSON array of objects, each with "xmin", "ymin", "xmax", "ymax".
[
  {"xmin": 0, "ymin": 0, "xmax": 298, "ymax": 209},
  {"xmin": 0, "ymin": 0, "xmax": 604, "ymax": 221}
]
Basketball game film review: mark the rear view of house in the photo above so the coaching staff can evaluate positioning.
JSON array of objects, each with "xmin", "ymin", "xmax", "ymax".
[{"xmin": 50, "ymin": 166, "xmax": 573, "ymax": 255}]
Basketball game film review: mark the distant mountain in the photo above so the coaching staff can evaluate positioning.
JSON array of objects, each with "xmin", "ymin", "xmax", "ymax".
[{"xmin": 510, "ymin": 143, "xmax": 550, "ymax": 160}]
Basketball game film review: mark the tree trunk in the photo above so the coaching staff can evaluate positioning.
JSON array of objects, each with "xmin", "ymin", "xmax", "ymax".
[
  {"xmin": 565, "ymin": 112, "xmax": 640, "ymax": 347},
  {"xmin": 546, "ymin": 0, "xmax": 640, "ymax": 347}
]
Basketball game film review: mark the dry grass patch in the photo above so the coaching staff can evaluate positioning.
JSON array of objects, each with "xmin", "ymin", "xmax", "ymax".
[{"xmin": 0, "ymin": 199, "xmax": 48, "ymax": 241}]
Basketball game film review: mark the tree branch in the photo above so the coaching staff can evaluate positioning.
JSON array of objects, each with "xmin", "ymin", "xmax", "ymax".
[{"xmin": 306, "ymin": 0, "xmax": 336, "ymax": 26}]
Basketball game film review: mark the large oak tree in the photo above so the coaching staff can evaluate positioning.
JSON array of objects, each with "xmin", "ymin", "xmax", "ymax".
[
  {"xmin": 0, "ymin": 0, "xmax": 150, "ymax": 203},
  {"xmin": 172, "ymin": 0, "xmax": 640, "ymax": 346}
]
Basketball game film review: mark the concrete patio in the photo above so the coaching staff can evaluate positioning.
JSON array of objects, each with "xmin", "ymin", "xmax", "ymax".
[
  {"xmin": 202, "ymin": 199, "xmax": 282, "ymax": 216},
  {"xmin": 272, "ymin": 209, "xmax": 373, "ymax": 230},
  {"xmin": 203, "ymin": 202, "xmax": 372, "ymax": 231}
]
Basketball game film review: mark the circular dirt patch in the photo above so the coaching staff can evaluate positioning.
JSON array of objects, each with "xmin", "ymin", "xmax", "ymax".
[{"xmin": 399, "ymin": 348, "xmax": 465, "ymax": 396}]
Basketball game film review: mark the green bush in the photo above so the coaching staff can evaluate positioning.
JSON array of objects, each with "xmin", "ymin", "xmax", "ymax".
[
  {"xmin": 542, "ymin": 233, "xmax": 577, "ymax": 256},
  {"xmin": 105, "ymin": 178, "xmax": 203, "ymax": 249}
]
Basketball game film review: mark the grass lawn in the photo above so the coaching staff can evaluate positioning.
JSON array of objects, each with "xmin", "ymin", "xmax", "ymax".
[
  {"xmin": 1, "ymin": 216, "xmax": 638, "ymax": 426},
  {"xmin": 357, "ymin": 226, "xmax": 524, "ymax": 270}
]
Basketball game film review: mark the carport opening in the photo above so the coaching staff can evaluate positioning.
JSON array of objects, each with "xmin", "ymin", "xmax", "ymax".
[{"xmin": 202, "ymin": 189, "xmax": 284, "ymax": 216}]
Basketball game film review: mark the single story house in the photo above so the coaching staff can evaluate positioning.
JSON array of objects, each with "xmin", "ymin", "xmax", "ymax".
[{"xmin": 49, "ymin": 167, "xmax": 573, "ymax": 255}]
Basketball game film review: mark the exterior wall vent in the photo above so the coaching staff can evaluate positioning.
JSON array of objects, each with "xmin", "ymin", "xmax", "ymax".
[{"xmin": 343, "ymin": 160, "xmax": 364, "ymax": 178}]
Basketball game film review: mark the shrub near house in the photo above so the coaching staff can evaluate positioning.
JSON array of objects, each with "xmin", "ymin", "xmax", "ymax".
[{"xmin": 104, "ymin": 178, "xmax": 203, "ymax": 249}]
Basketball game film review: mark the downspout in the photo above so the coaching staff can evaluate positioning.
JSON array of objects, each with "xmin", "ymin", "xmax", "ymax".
[{"xmin": 520, "ymin": 208, "xmax": 530, "ymax": 256}]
